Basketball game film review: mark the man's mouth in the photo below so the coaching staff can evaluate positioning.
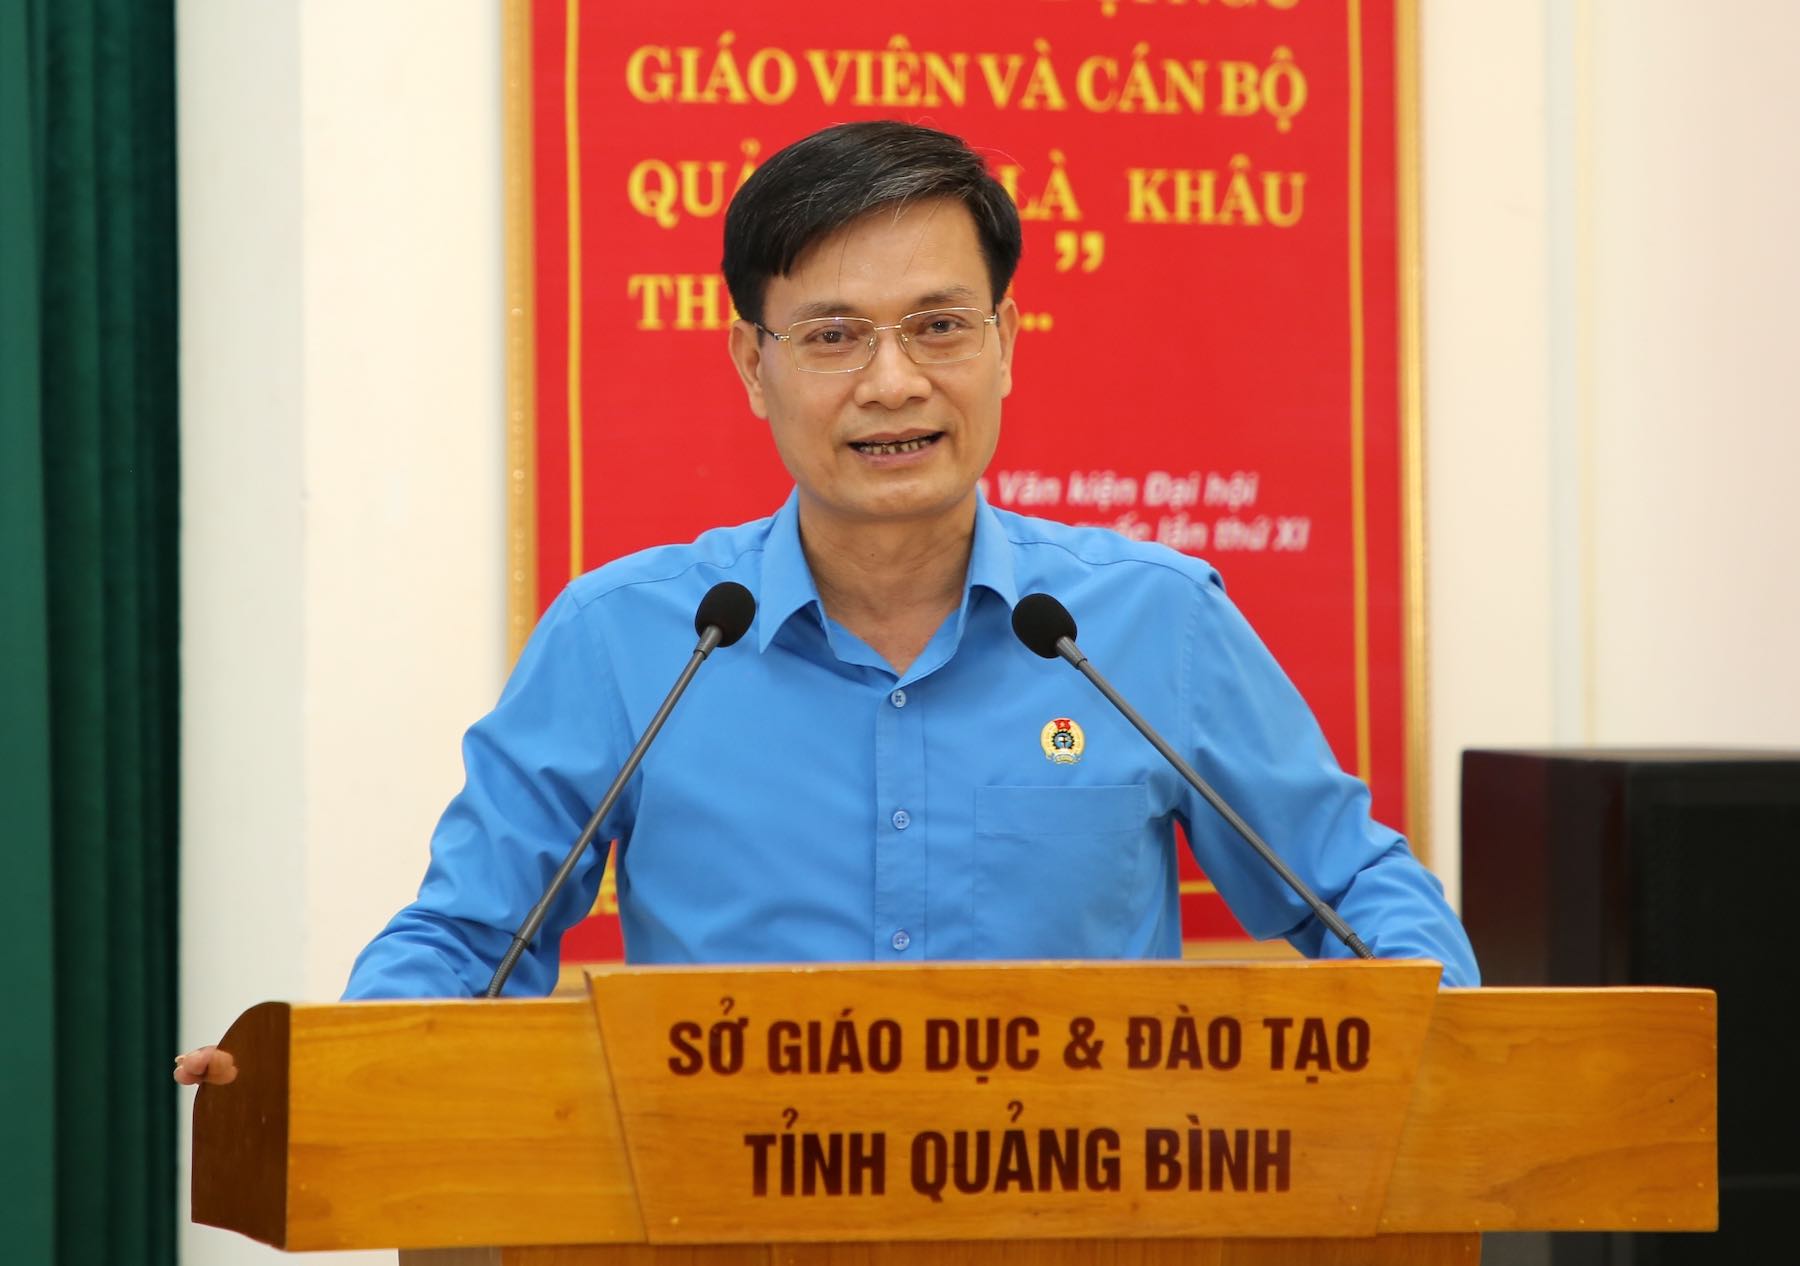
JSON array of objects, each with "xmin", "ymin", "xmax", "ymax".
[{"xmin": 849, "ymin": 432, "xmax": 943, "ymax": 456}]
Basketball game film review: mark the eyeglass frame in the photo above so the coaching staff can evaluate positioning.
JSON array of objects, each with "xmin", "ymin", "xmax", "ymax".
[{"xmin": 752, "ymin": 307, "xmax": 1001, "ymax": 374}]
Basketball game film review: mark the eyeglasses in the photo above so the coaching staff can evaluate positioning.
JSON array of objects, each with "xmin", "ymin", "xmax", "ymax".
[{"xmin": 754, "ymin": 307, "xmax": 999, "ymax": 374}]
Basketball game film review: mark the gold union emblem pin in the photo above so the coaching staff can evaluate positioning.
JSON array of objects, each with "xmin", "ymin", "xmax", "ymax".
[{"xmin": 1040, "ymin": 717, "xmax": 1085, "ymax": 765}]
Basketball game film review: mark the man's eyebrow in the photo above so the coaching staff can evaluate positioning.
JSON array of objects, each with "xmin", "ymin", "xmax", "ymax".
[
  {"xmin": 787, "ymin": 300, "xmax": 864, "ymax": 321},
  {"xmin": 785, "ymin": 285, "xmax": 985, "ymax": 323},
  {"xmin": 908, "ymin": 285, "xmax": 982, "ymax": 310}
]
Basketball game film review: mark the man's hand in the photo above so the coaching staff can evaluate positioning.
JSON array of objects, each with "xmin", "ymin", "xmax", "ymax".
[{"xmin": 172, "ymin": 1045, "xmax": 237, "ymax": 1086}]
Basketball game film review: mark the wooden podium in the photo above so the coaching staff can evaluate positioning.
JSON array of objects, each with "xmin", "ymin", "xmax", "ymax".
[{"xmin": 191, "ymin": 962, "xmax": 1716, "ymax": 1264}]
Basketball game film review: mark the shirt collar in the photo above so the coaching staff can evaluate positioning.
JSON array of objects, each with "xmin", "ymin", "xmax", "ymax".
[
  {"xmin": 754, "ymin": 489, "xmax": 1020, "ymax": 653},
  {"xmin": 964, "ymin": 488, "xmax": 1020, "ymax": 610},
  {"xmin": 756, "ymin": 489, "xmax": 821, "ymax": 652}
]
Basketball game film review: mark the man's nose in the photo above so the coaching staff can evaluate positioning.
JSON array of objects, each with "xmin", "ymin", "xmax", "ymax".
[{"xmin": 854, "ymin": 329, "xmax": 931, "ymax": 408}]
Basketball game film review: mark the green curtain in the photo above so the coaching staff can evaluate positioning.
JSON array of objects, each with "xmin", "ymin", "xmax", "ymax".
[{"xmin": 0, "ymin": 2, "xmax": 180, "ymax": 1263}]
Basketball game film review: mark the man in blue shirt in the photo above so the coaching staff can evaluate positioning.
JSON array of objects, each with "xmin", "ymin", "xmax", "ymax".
[{"xmin": 331, "ymin": 120, "xmax": 1476, "ymax": 1000}]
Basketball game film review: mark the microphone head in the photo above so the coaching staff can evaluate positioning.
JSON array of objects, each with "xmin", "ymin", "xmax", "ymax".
[
  {"xmin": 1012, "ymin": 593, "xmax": 1077, "ymax": 659},
  {"xmin": 695, "ymin": 581, "xmax": 757, "ymax": 647}
]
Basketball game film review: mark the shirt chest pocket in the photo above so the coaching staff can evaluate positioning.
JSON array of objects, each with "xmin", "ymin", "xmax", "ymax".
[{"xmin": 972, "ymin": 784, "xmax": 1152, "ymax": 959}]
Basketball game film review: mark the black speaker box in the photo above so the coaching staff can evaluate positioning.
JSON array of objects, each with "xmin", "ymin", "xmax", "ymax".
[{"xmin": 1460, "ymin": 749, "xmax": 1799, "ymax": 1266}]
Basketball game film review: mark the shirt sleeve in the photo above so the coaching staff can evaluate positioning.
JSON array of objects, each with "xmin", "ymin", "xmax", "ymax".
[
  {"xmin": 342, "ymin": 587, "xmax": 633, "ymax": 999},
  {"xmin": 1176, "ymin": 573, "xmax": 1480, "ymax": 987}
]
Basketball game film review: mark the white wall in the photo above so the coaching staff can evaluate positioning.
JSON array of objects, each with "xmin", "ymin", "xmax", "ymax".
[
  {"xmin": 1418, "ymin": 2, "xmax": 1557, "ymax": 900},
  {"xmin": 1583, "ymin": 1, "xmax": 1800, "ymax": 742},
  {"xmin": 178, "ymin": 4, "xmax": 505, "ymax": 1264},
  {"xmin": 178, "ymin": 2, "xmax": 1800, "ymax": 1261},
  {"xmin": 1419, "ymin": 0, "xmax": 1800, "ymax": 903}
]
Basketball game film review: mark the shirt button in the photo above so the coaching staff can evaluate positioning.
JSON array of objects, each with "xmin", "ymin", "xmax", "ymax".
[
  {"xmin": 890, "ymin": 688, "xmax": 908, "ymax": 708},
  {"xmin": 891, "ymin": 929, "xmax": 912, "ymax": 952},
  {"xmin": 891, "ymin": 809, "xmax": 911, "ymax": 830}
]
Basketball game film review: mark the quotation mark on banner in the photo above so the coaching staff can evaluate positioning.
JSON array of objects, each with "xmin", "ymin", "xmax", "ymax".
[{"xmin": 1054, "ymin": 230, "xmax": 1106, "ymax": 273}]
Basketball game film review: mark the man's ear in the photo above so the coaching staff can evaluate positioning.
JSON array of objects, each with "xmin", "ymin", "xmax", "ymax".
[
  {"xmin": 995, "ymin": 295, "xmax": 1021, "ymax": 400},
  {"xmin": 728, "ymin": 319, "xmax": 770, "ymax": 419}
]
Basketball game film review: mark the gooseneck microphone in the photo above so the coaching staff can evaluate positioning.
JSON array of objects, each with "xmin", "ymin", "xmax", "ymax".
[
  {"xmin": 484, "ymin": 581, "xmax": 757, "ymax": 997},
  {"xmin": 1010, "ymin": 592, "xmax": 1373, "ymax": 960}
]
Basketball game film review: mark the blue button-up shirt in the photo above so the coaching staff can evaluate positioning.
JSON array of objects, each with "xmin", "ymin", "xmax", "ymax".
[{"xmin": 344, "ymin": 492, "xmax": 1478, "ymax": 998}]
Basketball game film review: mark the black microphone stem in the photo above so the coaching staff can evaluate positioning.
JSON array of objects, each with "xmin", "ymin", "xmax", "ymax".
[
  {"xmin": 1053, "ymin": 635, "xmax": 1374, "ymax": 961},
  {"xmin": 484, "ymin": 624, "xmax": 725, "ymax": 997}
]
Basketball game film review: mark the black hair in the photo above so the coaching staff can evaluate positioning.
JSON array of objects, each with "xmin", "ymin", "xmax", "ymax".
[{"xmin": 722, "ymin": 120, "xmax": 1023, "ymax": 328}]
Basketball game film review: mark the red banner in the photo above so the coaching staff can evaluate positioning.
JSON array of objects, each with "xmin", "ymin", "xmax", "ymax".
[{"xmin": 507, "ymin": 0, "xmax": 1420, "ymax": 958}]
